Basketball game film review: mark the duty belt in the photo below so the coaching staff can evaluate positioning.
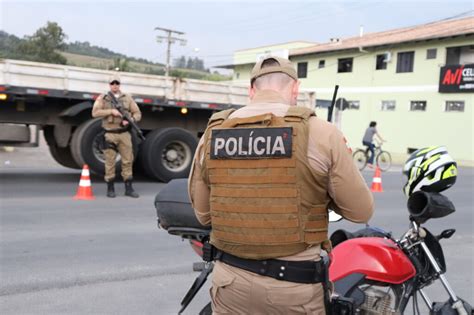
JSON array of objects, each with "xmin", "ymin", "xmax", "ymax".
[
  {"xmin": 203, "ymin": 243, "xmax": 326, "ymax": 284},
  {"xmin": 105, "ymin": 126, "xmax": 130, "ymax": 134}
]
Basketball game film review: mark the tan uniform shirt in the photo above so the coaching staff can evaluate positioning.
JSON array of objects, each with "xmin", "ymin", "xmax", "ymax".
[
  {"xmin": 91, "ymin": 92, "xmax": 142, "ymax": 130},
  {"xmin": 189, "ymin": 89, "xmax": 374, "ymax": 262}
]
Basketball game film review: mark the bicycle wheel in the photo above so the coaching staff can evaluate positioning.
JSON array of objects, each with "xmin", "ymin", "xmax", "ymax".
[
  {"xmin": 353, "ymin": 149, "xmax": 368, "ymax": 171},
  {"xmin": 376, "ymin": 150, "xmax": 392, "ymax": 171}
]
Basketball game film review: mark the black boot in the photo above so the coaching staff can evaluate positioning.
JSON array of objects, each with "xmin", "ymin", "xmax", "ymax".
[
  {"xmin": 107, "ymin": 181, "xmax": 116, "ymax": 198},
  {"xmin": 124, "ymin": 179, "xmax": 139, "ymax": 198}
]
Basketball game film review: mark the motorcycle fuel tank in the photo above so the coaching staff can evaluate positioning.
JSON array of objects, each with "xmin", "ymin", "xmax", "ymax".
[{"xmin": 329, "ymin": 237, "xmax": 416, "ymax": 284}]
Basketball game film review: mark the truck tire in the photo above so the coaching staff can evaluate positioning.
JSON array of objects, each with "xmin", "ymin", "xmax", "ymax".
[
  {"xmin": 43, "ymin": 125, "xmax": 80, "ymax": 169},
  {"xmin": 48, "ymin": 144, "xmax": 81, "ymax": 169},
  {"xmin": 140, "ymin": 128, "xmax": 197, "ymax": 182},
  {"xmin": 71, "ymin": 119, "xmax": 138, "ymax": 176}
]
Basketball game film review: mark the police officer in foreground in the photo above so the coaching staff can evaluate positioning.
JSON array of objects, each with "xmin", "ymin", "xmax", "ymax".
[
  {"xmin": 189, "ymin": 56, "xmax": 374, "ymax": 314},
  {"xmin": 92, "ymin": 74, "xmax": 141, "ymax": 198}
]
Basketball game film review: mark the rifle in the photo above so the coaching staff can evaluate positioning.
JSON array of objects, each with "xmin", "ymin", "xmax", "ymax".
[
  {"xmin": 327, "ymin": 85, "xmax": 339, "ymax": 122},
  {"xmin": 107, "ymin": 92, "xmax": 145, "ymax": 141}
]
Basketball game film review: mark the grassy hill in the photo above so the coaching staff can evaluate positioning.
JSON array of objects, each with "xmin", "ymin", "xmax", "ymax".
[
  {"xmin": 61, "ymin": 51, "xmax": 164, "ymax": 74},
  {"xmin": 0, "ymin": 30, "xmax": 230, "ymax": 81},
  {"xmin": 61, "ymin": 51, "xmax": 230, "ymax": 81}
]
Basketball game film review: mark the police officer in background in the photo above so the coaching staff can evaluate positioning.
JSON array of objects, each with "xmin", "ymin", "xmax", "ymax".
[
  {"xmin": 92, "ymin": 74, "xmax": 141, "ymax": 198},
  {"xmin": 189, "ymin": 56, "xmax": 374, "ymax": 314}
]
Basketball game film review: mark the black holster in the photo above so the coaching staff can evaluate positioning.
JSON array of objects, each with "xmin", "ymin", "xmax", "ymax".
[
  {"xmin": 105, "ymin": 141, "xmax": 118, "ymax": 152},
  {"xmin": 202, "ymin": 242, "xmax": 216, "ymax": 263},
  {"xmin": 322, "ymin": 256, "xmax": 332, "ymax": 314}
]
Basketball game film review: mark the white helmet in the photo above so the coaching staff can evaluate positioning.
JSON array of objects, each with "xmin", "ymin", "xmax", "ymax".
[{"xmin": 403, "ymin": 146, "xmax": 457, "ymax": 196}]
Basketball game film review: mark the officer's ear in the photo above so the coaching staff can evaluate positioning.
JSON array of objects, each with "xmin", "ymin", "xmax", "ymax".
[
  {"xmin": 290, "ymin": 80, "xmax": 300, "ymax": 106},
  {"xmin": 249, "ymin": 84, "xmax": 257, "ymax": 100}
]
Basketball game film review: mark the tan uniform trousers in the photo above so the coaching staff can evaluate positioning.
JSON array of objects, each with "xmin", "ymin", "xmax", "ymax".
[
  {"xmin": 104, "ymin": 132, "xmax": 134, "ymax": 182},
  {"xmin": 211, "ymin": 261, "xmax": 326, "ymax": 315}
]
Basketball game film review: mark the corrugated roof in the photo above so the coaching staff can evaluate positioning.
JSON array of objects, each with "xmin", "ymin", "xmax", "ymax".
[{"xmin": 291, "ymin": 17, "xmax": 474, "ymax": 57}]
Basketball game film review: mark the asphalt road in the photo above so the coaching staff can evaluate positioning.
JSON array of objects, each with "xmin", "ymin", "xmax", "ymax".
[{"xmin": 0, "ymin": 147, "xmax": 473, "ymax": 314}]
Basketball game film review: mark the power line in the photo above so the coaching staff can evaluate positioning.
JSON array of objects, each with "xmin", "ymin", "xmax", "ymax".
[
  {"xmin": 438, "ymin": 9, "xmax": 473, "ymax": 21},
  {"xmin": 173, "ymin": 11, "xmax": 473, "ymax": 70},
  {"xmin": 205, "ymin": 13, "xmax": 474, "ymax": 68},
  {"xmin": 196, "ymin": 2, "xmax": 313, "ymax": 31}
]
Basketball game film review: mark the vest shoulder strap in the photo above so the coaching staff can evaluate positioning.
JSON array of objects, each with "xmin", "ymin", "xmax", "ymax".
[
  {"xmin": 221, "ymin": 113, "xmax": 274, "ymax": 128},
  {"xmin": 284, "ymin": 107, "xmax": 315, "ymax": 122},
  {"xmin": 208, "ymin": 109, "xmax": 236, "ymax": 128}
]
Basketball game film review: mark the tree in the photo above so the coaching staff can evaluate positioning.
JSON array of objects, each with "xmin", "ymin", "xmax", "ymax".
[
  {"xmin": 173, "ymin": 56, "xmax": 186, "ymax": 68},
  {"xmin": 18, "ymin": 21, "xmax": 68, "ymax": 64},
  {"xmin": 186, "ymin": 57, "xmax": 195, "ymax": 70},
  {"xmin": 193, "ymin": 57, "xmax": 205, "ymax": 71},
  {"xmin": 110, "ymin": 57, "xmax": 131, "ymax": 72},
  {"xmin": 171, "ymin": 55, "xmax": 207, "ymax": 71},
  {"xmin": 0, "ymin": 31, "xmax": 22, "ymax": 59}
]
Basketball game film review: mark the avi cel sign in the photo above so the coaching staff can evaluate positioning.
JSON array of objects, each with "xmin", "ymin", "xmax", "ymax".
[{"xmin": 439, "ymin": 64, "xmax": 474, "ymax": 93}]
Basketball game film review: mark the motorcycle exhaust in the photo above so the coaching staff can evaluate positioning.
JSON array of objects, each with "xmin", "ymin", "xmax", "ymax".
[{"xmin": 406, "ymin": 191, "xmax": 455, "ymax": 224}]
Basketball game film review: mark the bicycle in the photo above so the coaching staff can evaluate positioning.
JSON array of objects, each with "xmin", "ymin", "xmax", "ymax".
[{"xmin": 353, "ymin": 141, "xmax": 392, "ymax": 171}]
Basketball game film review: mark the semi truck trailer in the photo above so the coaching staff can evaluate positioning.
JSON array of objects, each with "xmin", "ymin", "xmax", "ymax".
[{"xmin": 0, "ymin": 59, "xmax": 314, "ymax": 182}]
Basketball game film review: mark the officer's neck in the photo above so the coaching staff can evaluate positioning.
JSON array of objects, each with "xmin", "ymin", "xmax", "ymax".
[
  {"xmin": 110, "ymin": 90, "xmax": 121, "ymax": 97},
  {"xmin": 250, "ymin": 90, "xmax": 289, "ymax": 105}
]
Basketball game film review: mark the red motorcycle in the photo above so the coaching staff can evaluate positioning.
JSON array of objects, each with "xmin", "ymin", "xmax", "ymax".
[{"xmin": 155, "ymin": 179, "xmax": 472, "ymax": 314}]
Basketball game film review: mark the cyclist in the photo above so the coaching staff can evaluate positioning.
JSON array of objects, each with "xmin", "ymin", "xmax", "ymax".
[{"xmin": 362, "ymin": 121, "xmax": 385, "ymax": 167}]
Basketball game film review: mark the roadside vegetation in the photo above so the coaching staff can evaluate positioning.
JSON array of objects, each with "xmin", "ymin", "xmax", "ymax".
[{"xmin": 0, "ymin": 21, "xmax": 231, "ymax": 81}]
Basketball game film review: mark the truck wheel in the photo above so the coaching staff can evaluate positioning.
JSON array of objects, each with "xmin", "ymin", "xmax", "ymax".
[
  {"xmin": 43, "ymin": 126, "xmax": 80, "ymax": 169},
  {"xmin": 48, "ymin": 144, "xmax": 81, "ymax": 169},
  {"xmin": 140, "ymin": 128, "xmax": 197, "ymax": 182},
  {"xmin": 71, "ymin": 119, "xmax": 138, "ymax": 175}
]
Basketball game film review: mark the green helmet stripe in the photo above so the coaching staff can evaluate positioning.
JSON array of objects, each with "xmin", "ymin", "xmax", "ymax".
[
  {"xmin": 417, "ymin": 146, "xmax": 437, "ymax": 156},
  {"xmin": 442, "ymin": 164, "xmax": 457, "ymax": 179},
  {"xmin": 421, "ymin": 154, "xmax": 440, "ymax": 171}
]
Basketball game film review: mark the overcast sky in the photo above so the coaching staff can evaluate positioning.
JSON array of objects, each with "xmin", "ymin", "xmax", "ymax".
[{"xmin": 0, "ymin": 0, "xmax": 472, "ymax": 69}]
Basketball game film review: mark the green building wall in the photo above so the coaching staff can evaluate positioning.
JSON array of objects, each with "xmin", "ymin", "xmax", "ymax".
[{"xmin": 231, "ymin": 36, "xmax": 474, "ymax": 165}]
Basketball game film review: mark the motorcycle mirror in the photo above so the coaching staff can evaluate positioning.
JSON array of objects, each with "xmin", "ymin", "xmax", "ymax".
[
  {"xmin": 329, "ymin": 210, "xmax": 343, "ymax": 222},
  {"xmin": 437, "ymin": 228, "xmax": 456, "ymax": 241},
  {"xmin": 407, "ymin": 191, "xmax": 455, "ymax": 224}
]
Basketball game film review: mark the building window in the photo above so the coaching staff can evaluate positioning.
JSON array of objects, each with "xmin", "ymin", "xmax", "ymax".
[
  {"xmin": 410, "ymin": 101, "xmax": 427, "ymax": 111},
  {"xmin": 381, "ymin": 100, "xmax": 396, "ymax": 111},
  {"xmin": 348, "ymin": 100, "xmax": 360, "ymax": 110},
  {"xmin": 297, "ymin": 62, "xmax": 308, "ymax": 78},
  {"xmin": 235, "ymin": 72, "xmax": 240, "ymax": 79},
  {"xmin": 396, "ymin": 51, "xmax": 415, "ymax": 73},
  {"xmin": 318, "ymin": 60, "xmax": 325, "ymax": 68},
  {"xmin": 446, "ymin": 45, "xmax": 474, "ymax": 65},
  {"xmin": 376, "ymin": 54, "xmax": 387, "ymax": 70},
  {"xmin": 445, "ymin": 101, "xmax": 464, "ymax": 112},
  {"xmin": 338, "ymin": 58, "xmax": 353, "ymax": 73},
  {"xmin": 427, "ymin": 48, "xmax": 437, "ymax": 59}
]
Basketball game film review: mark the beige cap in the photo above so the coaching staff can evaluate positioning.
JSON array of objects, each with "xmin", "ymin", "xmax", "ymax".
[
  {"xmin": 108, "ymin": 73, "xmax": 121, "ymax": 83},
  {"xmin": 250, "ymin": 56, "xmax": 298, "ymax": 84}
]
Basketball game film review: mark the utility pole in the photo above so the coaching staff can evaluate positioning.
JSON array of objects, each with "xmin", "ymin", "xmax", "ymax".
[{"xmin": 155, "ymin": 27, "xmax": 186, "ymax": 77}]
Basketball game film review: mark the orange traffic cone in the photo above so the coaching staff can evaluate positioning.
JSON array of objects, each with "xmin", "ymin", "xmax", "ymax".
[
  {"xmin": 74, "ymin": 165, "xmax": 95, "ymax": 200},
  {"xmin": 370, "ymin": 166, "xmax": 384, "ymax": 193}
]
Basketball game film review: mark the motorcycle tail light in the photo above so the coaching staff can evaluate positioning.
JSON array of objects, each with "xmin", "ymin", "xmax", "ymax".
[{"xmin": 190, "ymin": 240, "xmax": 204, "ymax": 257}]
